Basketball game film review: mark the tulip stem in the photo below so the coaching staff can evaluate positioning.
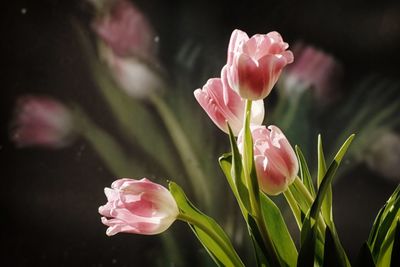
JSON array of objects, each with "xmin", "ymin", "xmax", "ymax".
[
  {"xmin": 242, "ymin": 100, "xmax": 282, "ymax": 267},
  {"xmin": 283, "ymin": 189, "xmax": 302, "ymax": 229},
  {"xmin": 150, "ymin": 94, "xmax": 212, "ymax": 210},
  {"xmin": 177, "ymin": 213, "xmax": 245, "ymax": 267}
]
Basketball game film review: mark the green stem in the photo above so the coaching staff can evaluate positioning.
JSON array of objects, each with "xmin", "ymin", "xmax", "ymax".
[
  {"xmin": 243, "ymin": 100, "xmax": 281, "ymax": 267},
  {"xmin": 150, "ymin": 94, "xmax": 211, "ymax": 210},
  {"xmin": 284, "ymin": 189, "xmax": 302, "ymax": 229},
  {"xmin": 177, "ymin": 213, "xmax": 245, "ymax": 267}
]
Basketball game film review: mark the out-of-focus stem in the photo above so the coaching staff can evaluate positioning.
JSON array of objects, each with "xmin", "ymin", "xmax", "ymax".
[
  {"xmin": 73, "ymin": 107, "xmax": 135, "ymax": 176},
  {"xmin": 149, "ymin": 94, "xmax": 212, "ymax": 210}
]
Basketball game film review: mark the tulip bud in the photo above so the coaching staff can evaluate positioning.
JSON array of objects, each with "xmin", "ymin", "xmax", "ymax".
[
  {"xmin": 92, "ymin": 0, "xmax": 157, "ymax": 61},
  {"xmin": 238, "ymin": 125, "xmax": 298, "ymax": 195},
  {"xmin": 99, "ymin": 178, "xmax": 179, "ymax": 236},
  {"xmin": 194, "ymin": 78, "xmax": 265, "ymax": 136},
  {"xmin": 281, "ymin": 42, "xmax": 343, "ymax": 103},
  {"xmin": 223, "ymin": 29, "xmax": 294, "ymax": 100},
  {"xmin": 11, "ymin": 96, "xmax": 75, "ymax": 148}
]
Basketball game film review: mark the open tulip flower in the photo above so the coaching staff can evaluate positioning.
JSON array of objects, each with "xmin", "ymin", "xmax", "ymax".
[
  {"xmin": 99, "ymin": 178, "xmax": 179, "ymax": 236},
  {"xmin": 223, "ymin": 29, "xmax": 294, "ymax": 100},
  {"xmin": 194, "ymin": 78, "xmax": 265, "ymax": 135},
  {"xmin": 95, "ymin": 27, "xmax": 400, "ymax": 267}
]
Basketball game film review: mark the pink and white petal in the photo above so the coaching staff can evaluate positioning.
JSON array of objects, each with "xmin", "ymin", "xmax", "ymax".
[
  {"xmin": 236, "ymin": 53, "xmax": 267, "ymax": 100},
  {"xmin": 227, "ymin": 29, "xmax": 249, "ymax": 64},
  {"xmin": 194, "ymin": 88, "xmax": 228, "ymax": 133}
]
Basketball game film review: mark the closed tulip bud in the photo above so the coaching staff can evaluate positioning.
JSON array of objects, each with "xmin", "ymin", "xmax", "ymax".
[
  {"xmin": 194, "ymin": 78, "xmax": 265, "ymax": 136},
  {"xmin": 238, "ymin": 125, "xmax": 298, "ymax": 195},
  {"xmin": 99, "ymin": 178, "xmax": 179, "ymax": 236},
  {"xmin": 223, "ymin": 29, "xmax": 294, "ymax": 100},
  {"xmin": 92, "ymin": 0, "xmax": 157, "ymax": 61},
  {"xmin": 11, "ymin": 96, "xmax": 75, "ymax": 148}
]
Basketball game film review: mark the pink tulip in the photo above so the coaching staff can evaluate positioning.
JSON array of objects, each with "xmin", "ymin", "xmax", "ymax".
[
  {"xmin": 223, "ymin": 29, "xmax": 294, "ymax": 100},
  {"xmin": 194, "ymin": 78, "xmax": 265, "ymax": 136},
  {"xmin": 238, "ymin": 125, "xmax": 298, "ymax": 195},
  {"xmin": 92, "ymin": 0, "xmax": 157, "ymax": 60},
  {"xmin": 11, "ymin": 96, "xmax": 74, "ymax": 148},
  {"xmin": 282, "ymin": 42, "xmax": 343, "ymax": 103},
  {"xmin": 101, "ymin": 46, "xmax": 164, "ymax": 98},
  {"xmin": 99, "ymin": 178, "xmax": 179, "ymax": 236}
]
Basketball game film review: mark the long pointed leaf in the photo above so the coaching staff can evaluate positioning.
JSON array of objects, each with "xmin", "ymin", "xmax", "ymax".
[
  {"xmin": 169, "ymin": 182, "xmax": 244, "ymax": 267},
  {"xmin": 296, "ymin": 146, "xmax": 315, "ymax": 197}
]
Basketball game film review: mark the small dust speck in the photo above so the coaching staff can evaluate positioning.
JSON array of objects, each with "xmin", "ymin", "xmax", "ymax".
[
  {"xmin": 21, "ymin": 8, "xmax": 27, "ymax": 15},
  {"xmin": 112, "ymin": 259, "xmax": 117, "ymax": 264},
  {"xmin": 154, "ymin": 36, "xmax": 160, "ymax": 43}
]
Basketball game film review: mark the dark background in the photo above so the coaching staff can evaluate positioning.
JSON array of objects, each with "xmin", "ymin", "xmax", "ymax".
[{"xmin": 1, "ymin": 0, "xmax": 400, "ymax": 266}]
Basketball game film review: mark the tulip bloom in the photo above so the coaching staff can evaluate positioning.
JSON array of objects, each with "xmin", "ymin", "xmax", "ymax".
[
  {"xmin": 238, "ymin": 125, "xmax": 298, "ymax": 195},
  {"xmin": 281, "ymin": 42, "xmax": 343, "ymax": 102},
  {"xmin": 223, "ymin": 29, "xmax": 294, "ymax": 100},
  {"xmin": 99, "ymin": 178, "xmax": 179, "ymax": 236},
  {"xmin": 101, "ymin": 47, "xmax": 164, "ymax": 98},
  {"xmin": 11, "ymin": 96, "xmax": 74, "ymax": 148},
  {"xmin": 194, "ymin": 78, "xmax": 265, "ymax": 136},
  {"xmin": 92, "ymin": 0, "xmax": 157, "ymax": 60}
]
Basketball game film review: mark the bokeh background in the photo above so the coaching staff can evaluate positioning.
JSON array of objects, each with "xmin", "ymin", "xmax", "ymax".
[{"xmin": 1, "ymin": 0, "xmax": 400, "ymax": 266}]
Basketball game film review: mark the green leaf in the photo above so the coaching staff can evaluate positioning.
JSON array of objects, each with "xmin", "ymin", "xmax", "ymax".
[
  {"xmin": 323, "ymin": 226, "xmax": 348, "ymax": 267},
  {"xmin": 247, "ymin": 214, "xmax": 269, "ymax": 267},
  {"xmin": 355, "ymin": 243, "xmax": 376, "ymax": 267},
  {"xmin": 260, "ymin": 193, "xmax": 298, "ymax": 267},
  {"xmin": 169, "ymin": 182, "xmax": 244, "ymax": 267},
  {"xmin": 390, "ymin": 220, "xmax": 400, "ymax": 267},
  {"xmin": 376, "ymin": 218, "xmax": 399, "ymax": 267},
  {"xmin": 318, "ymin": 135, "xmax": 333, "ymax": 228},
  {"xmin": 298, "ymin": 222, "xmax": 318, "ymax": 267},
  {"xmin": 227, "ymin": 124, "xmax": 251, "ymax": 212},
  {"xmin": 296, "ymin": 146, "xmax": 315, "ymax": 198},
  {"xmin": 311, "ymin": 134, "xmax": 355, "ymax": 219},
  {"xmin": 370, "ymin": 185, "xmax": 400, "ymax": 259}
]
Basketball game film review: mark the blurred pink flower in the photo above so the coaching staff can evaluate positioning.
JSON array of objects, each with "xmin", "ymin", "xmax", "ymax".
[
  {"xmin": 194, "ymin": 78, "xmax": 265, "ymax": 136},
  {"xmin": 238, "ymin": 125, "xmax": 298, "ymax": 195},
  {"xmin": 282, "ymin": 42, "xmax": 343, "ymax": 103},
  {"xmin": 92, "ymin": 0, "xmax": 157, "ymax": 60},
  {"xmin": 11, "ymin": 96, "xmax": 74, "ymax": 148},
  {"xmin": 102, "ymin": 46, "xmax": 163, "ymax": 98},
  {"xmin": 365, "ymin": 131, "xmax": 400, "ymax": 181},
  {"xmin": 99, "ymin": 178, "xmax": 179, "ymax": 236},
  {"xmin": 223, "ymin": 29, "xmax": 294, "ymax": 100}
]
